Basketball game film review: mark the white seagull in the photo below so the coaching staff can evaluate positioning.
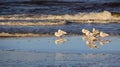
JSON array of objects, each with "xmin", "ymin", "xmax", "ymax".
[
  {"xmin": 100, "ymin": 32, "xmax": 109, "ymax": 37},
  {"xmin": 54, "ymin": 29, "xmax": 67, "ymax": 37},
  {"xmin": 92, "ymin": 28, "xmax": 99, "ymax": 37}
]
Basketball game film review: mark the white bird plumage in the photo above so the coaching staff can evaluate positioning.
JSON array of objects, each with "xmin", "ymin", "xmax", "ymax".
[
  {"xmin": 82, "ymin": 28, "xmax": 93, "ymax": 36},
  {"xmin": 82, "ymin": 28, "xmax": 110, "ymax": 48},
  {"xmin": 92, "ymin": 28, "xmax": 99, "ymax": 37},
  {"xmin": 54, "ymin": 29, "xmax": 67, "ymax": 37},
  {"xmin": 100, "ymin": 32, "xmax": 109, "ymax": 37}
]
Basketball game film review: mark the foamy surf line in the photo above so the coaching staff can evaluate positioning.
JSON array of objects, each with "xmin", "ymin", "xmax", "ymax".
[{"xmin": 0, "ymin": 11, "xmax": 120, "ymax": 25}]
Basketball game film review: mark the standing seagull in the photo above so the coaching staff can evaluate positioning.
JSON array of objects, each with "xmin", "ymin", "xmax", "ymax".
[
  {"xmin": 92, "ymin": 28, "xmax": 99, "ymax": 37},
  {"xmin": 54, "ymin": 29, "xmax": 67, "ymax": 38},
  {"xmin": 100, "ymin": 32, "xmax": 109, "ymax": 37},
  {"xmin": 82, "ymin": 28, "xmax": 92, "ymax": 36}
]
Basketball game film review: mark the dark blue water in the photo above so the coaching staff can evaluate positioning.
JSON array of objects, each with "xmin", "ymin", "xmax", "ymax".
[
  {"xmin": 0, "ymin": 0, "xmax": 120, "ymax": 15},
  {"xmin": 0, "ymin": 23, "xmax": 120, "ymax": 35}
]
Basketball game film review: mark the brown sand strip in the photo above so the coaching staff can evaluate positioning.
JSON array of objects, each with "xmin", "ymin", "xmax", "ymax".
[
  {"xmin": 0, "ymin": 21, "xmax": 66, "ymax": 26},
  {"xmin": 0, "ymin": 32, "xmax": 51, "ymax": 37}
]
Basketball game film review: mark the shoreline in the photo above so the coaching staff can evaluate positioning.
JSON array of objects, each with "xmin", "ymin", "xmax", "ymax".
[
  {"xmin": 0, "ymin": 32, "xmax": 51, "ymax": 37},
  {"xmin": 0, "ymin": 32, "xmax": 120, "ymax": 37},
  {"xmin": 0, "ymin": 21, "xmax": 66, "ymax": 26}
]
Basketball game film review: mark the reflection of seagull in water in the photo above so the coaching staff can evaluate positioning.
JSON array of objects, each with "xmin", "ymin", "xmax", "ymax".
[
  {"xmin": 55, "ymin": 38, "xmax": 67, "ymax": 45},
  {"xmin": 82, "ymin": 35, "xmax": 87, "ymax": 40},
  {"xmin": 100, "ymin": 40, "xmax": 111, "ymax": 45},
  {"xmin": 54, "ymin": 29, "xmax": 67, "ymax": 38},
  {"xmin": 100, "ymin": 32, "xmax": 109, "ymax": 37},
  {"xmin": 86, "ymin": 40, "xmax": 98, "ymax": 48},
  {"xmin": 88, "ymin": 36, "xmax": 98, "ymax": 42}
]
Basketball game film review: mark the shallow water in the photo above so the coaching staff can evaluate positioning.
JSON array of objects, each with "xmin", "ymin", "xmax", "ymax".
[
  {"xmin": 0, "ymin": 36, "xmax": 120, "ymax": 67},
  {"xmin": 0, "ymin": 36, "xmax": 120, "ymax": 53}
]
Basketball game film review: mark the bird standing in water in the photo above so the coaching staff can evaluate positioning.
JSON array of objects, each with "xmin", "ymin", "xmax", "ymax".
[
  {"xmin": 54, "ymin": 29, "xmax": 67, "ymax": 38},
  {"xmin": 100, "ymin": 32, "xmax": 109, "ymax": 37},
  {"xmin": 92, "ymin": 28, "xmax": 99, "ymax": 37},
  {"xmin": 82, "ymin": 28, "xmax": 93, "ymax": 36},
  {"xmin": 81, "ymin": 28, "xmax": 110, "ymax": 48}
]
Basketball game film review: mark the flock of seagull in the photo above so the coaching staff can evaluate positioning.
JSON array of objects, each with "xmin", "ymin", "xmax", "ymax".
[
  {"xmin": 82, "ymin": 28, "xmax": 110, "ymax": 48},
  {"xmin": 54, "ymin": 28, "xmax": 110, "ymax": 48}
]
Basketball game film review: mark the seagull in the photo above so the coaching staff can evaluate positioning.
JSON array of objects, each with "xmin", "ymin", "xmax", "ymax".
[
  {"xmin": 92, "ymin": 28, "xmax": 99, "ymax": 37},
  {"xmin": 86, "ymin": 31, "xmax": 93, "ymax": 37},
  {"xmin": 100, "ymin": 32, "xmax": 109, "ymax": 37},
  {"xmin": 88, "ymin": 36, "xmax": 99, "ymax": 42},
  {"xmin": 82, "ymin": 29, "xmax": 89, "ymax": 34},
  {"xmin": 54, "ymin": 29, "xmax": 67, "ymax": 37},
  {"xmin": 82, "ymin": 28, "xmax": 92, "ymax": 36}
]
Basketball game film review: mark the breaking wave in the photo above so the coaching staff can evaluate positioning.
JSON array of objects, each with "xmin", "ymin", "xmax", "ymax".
[{"xmin": 0, "ymin": 11, "xmax": 120, "ymax": 25}]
